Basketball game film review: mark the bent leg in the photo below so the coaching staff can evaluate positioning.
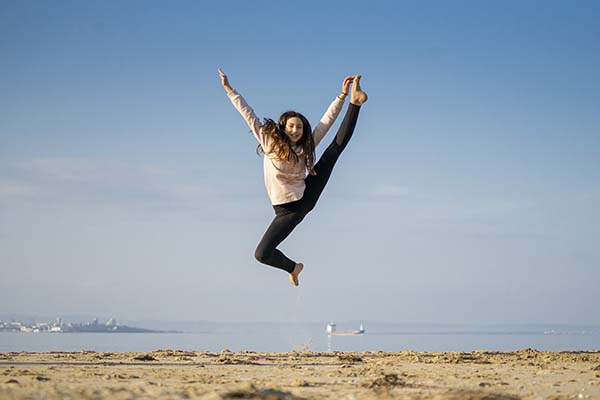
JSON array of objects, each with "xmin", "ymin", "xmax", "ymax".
[
  {"xmin": 302, "ymin": 103, "xmax": 361, "ymax": 211},
  {"xmin": 255, "ymin": 208, "xmax": 306, "ymax": 273}
]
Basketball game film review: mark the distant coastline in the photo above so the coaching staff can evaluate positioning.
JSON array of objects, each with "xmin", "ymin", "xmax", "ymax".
[{"xmin": 0, "ymin": 318, "xmax": 180, "ymax": 334}]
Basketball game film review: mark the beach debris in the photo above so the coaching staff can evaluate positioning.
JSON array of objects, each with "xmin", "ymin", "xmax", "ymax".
[
  {"xmin": 592, "ymin": 364, "xmax": 600, "ymax": 371},
  {"xmin": 291, "ymin": 379, "xmax": 309, "ymax": 387},
  {"xmin": 94, "ymin": 352, "xmax": 116, "ymax": 360},
  {"xmin": 202, "ymin": 383, "xmax": 306, "ymax": 399},
  {"xmin": 217, "ymin": 355, "xmax": 258, "ymax": 365},
  {"xmin": 16, "ymin": 369, "xmax": 33, "ymax": 376},
  {"xmin": 515, "ymin": 348, "xmax": 540, "ymax": 360},
  {"xmin": 53, "ymin": 353, "xmax": 77, "ymax": 359},
  {"xmin": 431, "ymin": 352, "xmax": 493, "ymax": 364},
  {"xmin": 441, "ymin": 389, "xmax": 521, "ymax": 399},
  {"xmin": 364, "ymin": 373, "xmax": 406, "ymax": 389},
  {"xmin": 250, "ymin": 356, "xmax": 272, "ymax": 361},
  {"xmin": 133, "ymin": 354, "xmax": 158, "ymax": 361},
  {"xmin": 337, "ymin": 354, "xmax": 363, "ymax": 363},
  {"xmin": 35, "ymin": 375, "xmax": 50, "ymax": 381},
  {"xmin": 5, "ymin": 378, "xmax": 19, "ymax": 385},
  {"xmin": 152, "ymin": 349, "xmax": 197, "ymax": 358}
]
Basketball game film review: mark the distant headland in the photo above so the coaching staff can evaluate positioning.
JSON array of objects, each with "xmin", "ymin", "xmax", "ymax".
[{"xmin": 0, "ymin": 317, "xmax": 180, "ymax": 333}]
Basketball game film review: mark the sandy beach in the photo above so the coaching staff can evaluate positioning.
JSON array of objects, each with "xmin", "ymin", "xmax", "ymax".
[{"xmin": 0, "ymin": 349, "xmax": 599, "ymax": 399}]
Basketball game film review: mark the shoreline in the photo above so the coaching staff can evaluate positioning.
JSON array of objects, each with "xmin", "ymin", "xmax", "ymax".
[{"xmin": 1, "ymin": 350, "xmax": 599, "ymax": 399}]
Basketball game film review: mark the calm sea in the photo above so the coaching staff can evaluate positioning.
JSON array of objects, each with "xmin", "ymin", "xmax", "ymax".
[{"xmin": 1, "ymin": 322, "xmax": 598, "ymax": 353}]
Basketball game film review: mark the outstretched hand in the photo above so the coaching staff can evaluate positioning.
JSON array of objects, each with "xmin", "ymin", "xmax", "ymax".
[
  {"xmin": 218, "ymin": 68, "xmax": 234, "ymax": 94},
  {"xmin": 341, "ymin": 76, "xmax": 354, "ymax": 96}
]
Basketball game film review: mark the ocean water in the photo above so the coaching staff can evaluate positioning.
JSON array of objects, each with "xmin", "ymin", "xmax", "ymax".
[{"xmin": 1, "ymin": 322, "xmax": 599, "ymax": 353}]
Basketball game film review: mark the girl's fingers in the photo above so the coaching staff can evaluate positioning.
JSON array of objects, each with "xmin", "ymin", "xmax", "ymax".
[{"xmin": 343, "ymin": 76, "xmax": 354, "ymax": 90}]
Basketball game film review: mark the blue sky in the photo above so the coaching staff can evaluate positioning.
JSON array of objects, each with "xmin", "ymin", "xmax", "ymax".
[{"xmin": 1, "ymin": 0, "xmax": 599, "ymax": 324}]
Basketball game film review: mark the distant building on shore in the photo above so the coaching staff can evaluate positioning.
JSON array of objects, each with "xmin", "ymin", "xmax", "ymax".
[{"xmin": 0, "ymin": 317, "xmax": 173, "ymax": 334}]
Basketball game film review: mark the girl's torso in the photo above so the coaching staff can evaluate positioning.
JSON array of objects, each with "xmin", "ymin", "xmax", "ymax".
[{"xmin": 262, "ymin": 145, "xmax": 308, "ymax": 205}]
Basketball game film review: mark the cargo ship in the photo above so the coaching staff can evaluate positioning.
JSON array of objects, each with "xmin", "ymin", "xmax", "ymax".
[{"xmin": 326, "ymin": 321, "xmax": 365, "ymax": 336}]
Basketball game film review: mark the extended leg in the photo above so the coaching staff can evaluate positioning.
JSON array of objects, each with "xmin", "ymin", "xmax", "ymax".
[
  {"xmin": 335, "ymin": 74, "xmax": 367, "ymax": 150},
  {"xmin": 302, "ymin": 75, "xmax": 367, "ymax": 211},
  {"xmin": 302, "ymin": 103, "xmax": 361, "ymax": 211}
]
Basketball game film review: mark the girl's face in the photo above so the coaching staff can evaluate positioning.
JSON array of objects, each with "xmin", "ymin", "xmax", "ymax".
[{"xmin": 284, "ymin": 117, "xmax": 304, "ymax": 144}]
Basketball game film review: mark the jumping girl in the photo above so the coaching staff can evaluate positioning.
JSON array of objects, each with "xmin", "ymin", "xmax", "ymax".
[{"xmin": 218, "ymin": 69, "xmax": 368, "ymax": 286}]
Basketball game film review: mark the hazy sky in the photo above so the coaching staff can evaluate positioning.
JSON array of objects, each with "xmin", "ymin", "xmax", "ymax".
[{"xmin": 1, "ymin": 0, "xmax": 599, "ymax": 324}]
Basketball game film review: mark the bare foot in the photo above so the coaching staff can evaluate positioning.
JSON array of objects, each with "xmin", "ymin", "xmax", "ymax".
[
  {"xmin": 289, "ymin": 263, "xmax": 304, "ymax": 286},
  {"xmin": 350, "ymin": 75, "xmax": 368, "ymax": 106}
]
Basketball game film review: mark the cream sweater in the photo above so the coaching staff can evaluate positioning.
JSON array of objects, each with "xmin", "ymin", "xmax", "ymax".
[{"xmin": 227, "ymin": 89, "xmax": 345, "ymax": 205}]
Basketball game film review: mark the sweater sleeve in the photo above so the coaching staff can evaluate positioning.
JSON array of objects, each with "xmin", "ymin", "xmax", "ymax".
[
  {"xmin": 227, "ymin": 89, "xmax": 270, "ymax": 151},
  {"xmin": 312, "ymin": 96, "xmax": 345, "ymax": 147}
]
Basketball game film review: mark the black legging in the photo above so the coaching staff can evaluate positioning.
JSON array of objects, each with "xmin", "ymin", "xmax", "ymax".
[{"xmin": 254, "ymin": 103, "xmax": 361, "ymax": 273}]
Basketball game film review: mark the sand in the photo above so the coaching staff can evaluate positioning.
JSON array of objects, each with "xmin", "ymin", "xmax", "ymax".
[{"xmin": 1, "ymin": 349, "xmax": 599, "ymax": 399}]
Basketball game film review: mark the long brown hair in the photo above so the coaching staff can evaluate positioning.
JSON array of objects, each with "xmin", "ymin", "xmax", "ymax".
[{"xmin": 256, "ymin": 111, "xmax": 316, "ymax": 175}]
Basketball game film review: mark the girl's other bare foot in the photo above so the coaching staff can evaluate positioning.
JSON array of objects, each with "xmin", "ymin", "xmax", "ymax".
[
  {"xmin": 289, "ymin": 263, "xmax": 304, "ymax": 286},
  {"xmin": 350, "ymin": 75, "xmax": 368, "ymax": 106}
]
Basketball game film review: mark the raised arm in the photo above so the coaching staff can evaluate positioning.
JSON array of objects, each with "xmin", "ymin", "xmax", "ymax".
[
  {"xmin": 312, "ymin": 76, "xmax": 354, "ymax": 147},
  {"xmin": 219, "ymin": 68, "xmax": 269, "ymax": 149}
]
